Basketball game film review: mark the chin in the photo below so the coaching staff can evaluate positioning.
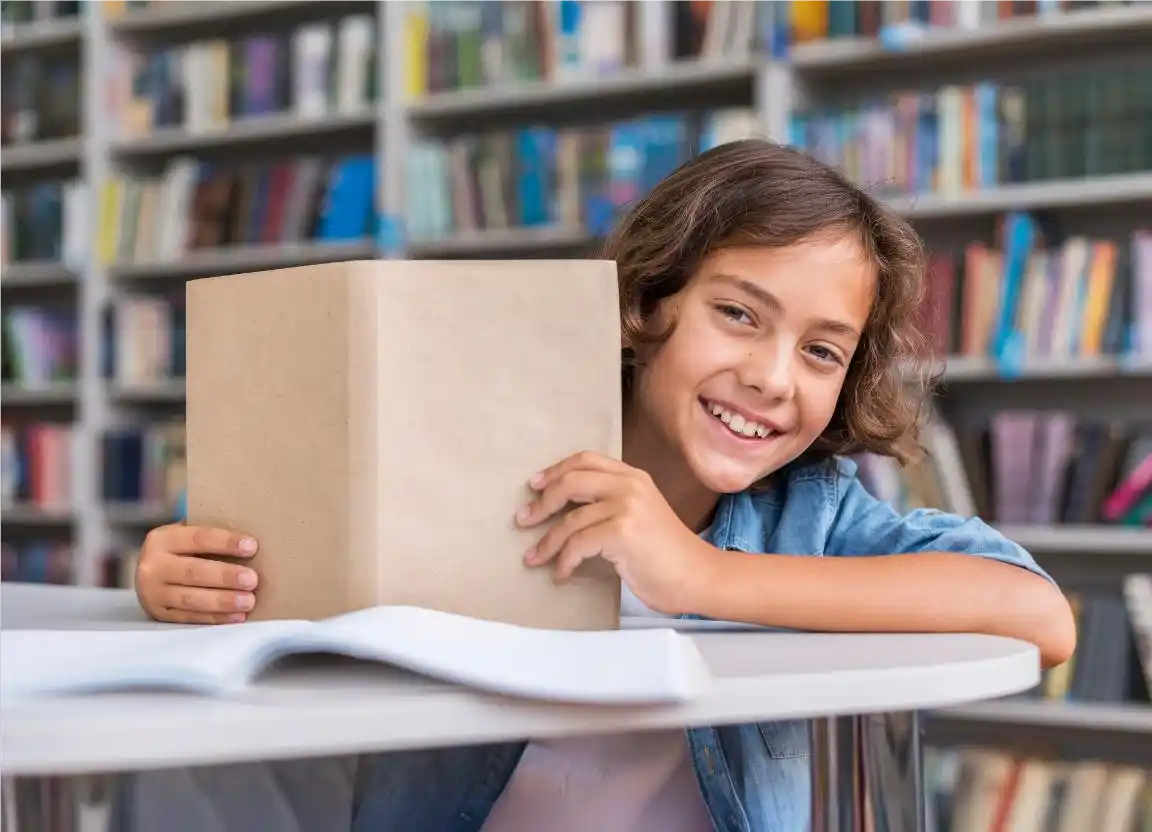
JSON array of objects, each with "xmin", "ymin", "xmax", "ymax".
[{"xmin": 690, "ymin": 458, "xmax": 769, "ymax": 494}]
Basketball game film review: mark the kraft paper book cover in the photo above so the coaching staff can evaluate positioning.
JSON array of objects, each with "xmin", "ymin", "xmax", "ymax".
[{"xmin": 185, "ymin": 259, "xmax": 623, "ymax": 630}]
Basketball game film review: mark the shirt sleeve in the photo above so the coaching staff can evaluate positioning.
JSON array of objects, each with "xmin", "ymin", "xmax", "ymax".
[{"xmin": 824, "ymin": 464, "xmax": 1056, "ymax": 585}]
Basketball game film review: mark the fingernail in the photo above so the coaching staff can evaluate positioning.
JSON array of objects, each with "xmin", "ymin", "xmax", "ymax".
[
  {"xmin": 529, "ymin": 472, "xmax": 544, "ymax": 489},
  {"xmin": 236, "ymin": 593, "xmax": 255, "ymax": 611},
  {"xmin": 237, "ymin": 570, "xmax": 257, "ymax": 589},
  {"xmin": 515, "ymin": 505, "xmax": 531, "ymax": 524},
  {"xmin": 523, "ymin": 545, "xmax": 537, "ymax": 564},
  {"xmin": 239, "ymin": 538, "xmax": 258, "ymax": 555},
  {"xmin": 228, "ymin": 613, "xmax": 247, "ymax": 624}
]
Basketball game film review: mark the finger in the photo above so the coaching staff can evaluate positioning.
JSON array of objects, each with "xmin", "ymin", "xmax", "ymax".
[
  {"xmin": 517, "ymin": 470, "xmax": 624, "ymax": 527},
  {"xmin": 526, "ymin": 501, "xmax": 615, "ymax": 567},
  {"xmin": 159, "ymin": 553, "xmax": 258, "ymax": 592},
  {"xmin": 529, "ymin": 451, "xmax": 629, "ymax": 491},
  {"xmin": 163, "ymin": 608, "xmax": 249, "ymax": 625},
  {"xmin": 160, "ymin": 584, "xmax": 256, "ymax": 616},
  {"xmin": 156, "ymin": 524, "xmax": 259, "ymax": 559},
  {"xmin": 553, "ymin": 522, "xmax": 617, "ymax": 582}
]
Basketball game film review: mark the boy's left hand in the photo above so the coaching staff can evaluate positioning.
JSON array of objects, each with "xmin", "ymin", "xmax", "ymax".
[{"xmin": 516, "ymin": 451, "xmax": 713, "ymax": 615}]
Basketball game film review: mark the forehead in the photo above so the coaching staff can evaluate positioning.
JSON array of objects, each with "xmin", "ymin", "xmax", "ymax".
[{"xmin": 694, "ymin": 240, "xmax": 876, "ymax": 322}]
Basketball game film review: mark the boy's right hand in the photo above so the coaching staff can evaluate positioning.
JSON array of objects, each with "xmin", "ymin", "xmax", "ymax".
[{"xmin": 135, "ymin": 524, "xmax": 260, "ymax": 624}]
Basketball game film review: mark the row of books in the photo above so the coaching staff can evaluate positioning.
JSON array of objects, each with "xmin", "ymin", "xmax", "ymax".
[
  {"xmin": 3, "ymin": 295, "xmax": 184, "ymax": 387},
  {"xmin": 1, "ymin": 421, "xmax": 74, "ymax": 510},
  {"xmin": 0, "ymin": 540, "xmax": 73, "ymax": 586},
  {"xmin": 9, "ymin": 223, "xmax": 1148, "ymax": 386},
  {"xmin": 1025, "ymin": 581, "xmax": 1151, "ymax": 706},
  {"xmin": 402, "ymin": 0, "xmax": 756, "ymax": 98},
  {"xmin": 0, "ymin": 418, "xmax": 185, "ymax": 513},
  {"xmin": 102, "ymin": 294, "xmax": 184, "ymax": 386},
  {"xmin": 102, "ymin": 421, "xmax": 185, "ymax": 509},
  {"xmin": 406, "ymin": 108, "xmax": 757, "ymax": 242},
  {"xmin": 404, "ymin": 100, "xmax": 1152, "ymax": 247},
  {"xmin": 97, "ymin": 154, "xmax": 376, "ymax": 267},
  {"xmin": 1, "ymin": 299, "xmax": 186, "ymax": 388},
  {"xmin": 928, "ymin": 747, "xmax": 1151, "ymax": 832},
  {"xmin": 1, "ymin": 179, "xmax": 88, "ymax": 269},
  {"xmin": 6, "ymin": 71, "xmax": 1149, "ymax": 272},
  {"xmin": 402, "ymin": 0, "xmax": 1137, "ymax": 99},
  {"xmin": 2, "ymin": 305, "xmax": 77, "ymax": 388},
  {"xmin": 791, "ymin": 63, "xmax": 1152, "ymax": 196},
  {"xmin": 0, "ymin": 53, "xmax": 81, "ymax": 147},
  {"xmin": 108, "ymin": 12, "xmax": 377, "ymax": 138},
  {"xmin": 9, "ymin": 404, "xmax": 1148, "ymax": 531},
  {"xmin": 919, "ymin": 225, "xmax": 1152, "ymax": 366},
  {"xmin": 782, "ymin": 0, "xmax": 1144, "ymax": 48},
  {"xmin": 856, "ymin": 413, "xmax": 1152, "ymax": 528}
]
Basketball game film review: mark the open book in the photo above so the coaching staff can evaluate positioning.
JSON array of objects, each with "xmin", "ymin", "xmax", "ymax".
[{"xmin": 0, "ymin": 605, "xmax": 718, "ymax": 706}]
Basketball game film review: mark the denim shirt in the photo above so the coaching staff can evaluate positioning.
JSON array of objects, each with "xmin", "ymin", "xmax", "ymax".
[{"xmin": 351, "ymin": 455, "xmax": 1054, "ymax": 832}]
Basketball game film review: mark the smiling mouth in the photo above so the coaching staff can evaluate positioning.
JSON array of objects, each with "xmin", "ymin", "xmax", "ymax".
[{"xmin": 701, "ymin": 399, "xmax": 778, "ymax": 440}]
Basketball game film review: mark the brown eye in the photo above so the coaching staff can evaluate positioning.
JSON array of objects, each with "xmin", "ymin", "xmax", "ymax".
[
  {"xmin": 716, "ymin": 304, "xmax": 753, "ymax": 325},
  {"xmin": 808, "ymin": 345, "xmax": 842, "ymax": 365}
]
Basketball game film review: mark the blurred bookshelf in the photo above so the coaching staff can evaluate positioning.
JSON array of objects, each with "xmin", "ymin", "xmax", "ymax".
[{"xmin": 2, "ymin": 0, "xmax": 1151, "ymax": 824}]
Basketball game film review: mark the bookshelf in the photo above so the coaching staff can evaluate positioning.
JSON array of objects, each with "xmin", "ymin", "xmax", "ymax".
[{"xmin": 2, "ymin": 0, "xmax": 1151, "ymax": 821}]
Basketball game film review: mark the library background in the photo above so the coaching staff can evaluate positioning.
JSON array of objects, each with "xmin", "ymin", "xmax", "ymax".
[{"xmin": 2, "ymin": 0, "xmax": 1151, "ymax": 827}]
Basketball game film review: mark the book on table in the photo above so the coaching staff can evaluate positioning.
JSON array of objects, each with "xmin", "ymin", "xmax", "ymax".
[{"xmin": 0, "ymin": 604, "xmax": 722, "ymax": 706}]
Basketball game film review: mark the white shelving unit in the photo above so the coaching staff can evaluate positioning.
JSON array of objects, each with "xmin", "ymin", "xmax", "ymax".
[{"xmin": 2, "ymin": 0, "xmax": 1150, "ymax": 752}]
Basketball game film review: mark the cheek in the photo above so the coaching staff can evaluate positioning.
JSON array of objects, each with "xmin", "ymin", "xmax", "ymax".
[{"xmin": 799, "ymin": 377, "xmax": 847, "ymax": 435}]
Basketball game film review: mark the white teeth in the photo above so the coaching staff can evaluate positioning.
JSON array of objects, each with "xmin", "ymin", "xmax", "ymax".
[{"xmin": 706, "ymin": 401, "xmax": 773, "ymax": 440}]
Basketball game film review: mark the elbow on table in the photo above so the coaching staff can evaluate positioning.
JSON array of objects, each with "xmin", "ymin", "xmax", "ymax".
[{"xmin": 1026, "ymin": 576, "xmax": 1078, "ymax": 671}]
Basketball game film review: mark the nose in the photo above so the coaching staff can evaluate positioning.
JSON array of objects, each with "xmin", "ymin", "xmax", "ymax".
[{"xmin": 736, "ymin": 339, "xmax": 796, "ymax": 402}]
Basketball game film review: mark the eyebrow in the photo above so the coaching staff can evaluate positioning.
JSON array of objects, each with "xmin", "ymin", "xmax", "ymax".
[{"xmin": 709, "ymin": 272, "xmax": 862, "ymax": 341}]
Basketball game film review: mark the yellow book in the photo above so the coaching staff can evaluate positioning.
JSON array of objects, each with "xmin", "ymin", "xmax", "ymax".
[
  {"xmin": 404, "ymin": 2, "xmax": 430, "ymax": 101},
  {"xmin": 791, "ymin": 1, "xmax": 829, "ymax": 44},
  {"xmin": 97, "ymin": 179, "xmax": 124, "ymax": 267},
  {"xmin": 1078, "ymin": 240, "xmax": 1118, "ymax": 357}
]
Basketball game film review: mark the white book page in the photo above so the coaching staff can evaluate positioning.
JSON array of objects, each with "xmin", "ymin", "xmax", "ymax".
[
  {"xmin": 298, "ymin": 605, "xmax": 712, "ymax": 704},
  {"xmin": 2, "ymin": 608, "xmax": 715, "ymax": 705},
  {"xmin": 0, "ymin": 620, "xmax": 310, "ymax": 701}
]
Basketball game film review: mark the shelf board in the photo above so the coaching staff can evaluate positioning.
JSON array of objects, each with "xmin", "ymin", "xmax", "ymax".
[
  {"xmin": 0, "ymin": 382, "xmax": 78, "ymax": 406},
  {"xmin": 107, "ymin": 239, "xmax": 377, "ymax": 282},
  {"xmin": 2, "ymin": 505, "xmax": 74, "ymax": 526},
  {"xmin": 108, "ymin": 110, "xmax": 377, "ymax": 160},
  {"xmin": 790, "ymin": 5, "xmax": 1152, "ymax": 76},
  {"xmin": 1, "ymin": 262, "xmax": 79, "ymax": 289},
  {"xmin": 107, "ymin": 380, "xmax": 186, "ymax": 404},
  {"xmin": 0, "ymin": 137, "xmax": 83, "ymax": 175},
  {"xmin": 408, "ymin": 226, "xmax": 599, "ymax": 258},
  {"xmin": 105, "ymin": 502, "xmax": 177, "ymax": 526},
  {"xmin": 405, "ymin": 58, "xmax": 760, "ymax": 126},
  {"xmin": 937, "ymin": 700, "xmax": 1152, "ymax": 734},
  {"xmin": 936, "ymin": 355, "xmax": 1152, "ymax": 383},
  {"xmin": 106, "ymin": 1, "xmax": 373, "ymax": 42},
  {"xmin": 887, "ymin": 172, "xmax": 1152, "ymax": 220},
  {"xmin": 996, "ymin": 525, "xmax": 1152, "ymax": 556},
  {"xmin": 0, "ymin": 16, "xmax": 83, "ymax": 54}
]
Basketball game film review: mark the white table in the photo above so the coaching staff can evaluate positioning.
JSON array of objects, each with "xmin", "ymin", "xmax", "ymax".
[{"xmin": 0, "ymin": 582, "xmax": 1040, "ymax": 831}]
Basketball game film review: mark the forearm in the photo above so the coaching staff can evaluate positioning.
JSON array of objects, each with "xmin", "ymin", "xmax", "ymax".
[{"xmin": 686, "ymin": 547, "xmax": 1077, "ymax": 669}]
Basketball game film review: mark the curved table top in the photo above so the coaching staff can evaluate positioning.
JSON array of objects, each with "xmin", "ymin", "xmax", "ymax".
[{"xmin": 0, "ymin": 583, "xmax": 1039, "ymax": 775}]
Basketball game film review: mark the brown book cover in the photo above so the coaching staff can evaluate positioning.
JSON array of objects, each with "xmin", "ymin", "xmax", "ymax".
[{"xmin": 186, "ymin": 259, "xmax": 623, "ymax": 630}]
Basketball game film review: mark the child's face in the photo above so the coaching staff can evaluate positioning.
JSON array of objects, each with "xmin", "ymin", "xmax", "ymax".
[{"xmin": 632, "ymin": 237, "xmax": 875, "ymax": 495}]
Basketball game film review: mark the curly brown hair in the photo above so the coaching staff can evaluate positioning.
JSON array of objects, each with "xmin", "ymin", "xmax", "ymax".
[{"xmin": 600, "ymin": 138, "xmax": 935, "ymax": 467}]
